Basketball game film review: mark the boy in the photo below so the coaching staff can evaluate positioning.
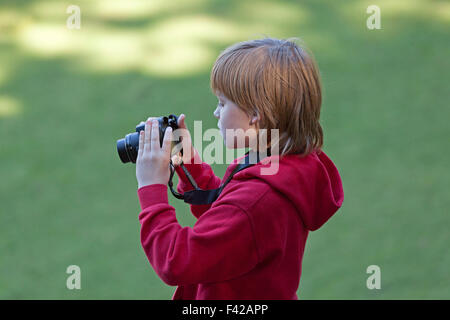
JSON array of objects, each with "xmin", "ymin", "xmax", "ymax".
[{"xmin": 135, "ymin": 37, "xmax": 344, "ymax": 299}]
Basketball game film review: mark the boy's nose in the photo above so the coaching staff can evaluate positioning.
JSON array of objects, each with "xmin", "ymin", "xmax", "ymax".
[{"xmin": 213, "ymin": 107, "xmax": 220, "ymax": 119}]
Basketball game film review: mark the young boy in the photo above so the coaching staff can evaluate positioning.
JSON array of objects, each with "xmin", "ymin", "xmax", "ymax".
[{"xmin": 135, "ymin": 37, "xmax": 344, "ymax": 299}]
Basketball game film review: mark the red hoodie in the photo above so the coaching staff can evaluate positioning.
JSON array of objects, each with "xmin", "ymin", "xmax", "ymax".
[{"xmin": 137, "ymin": 149, "xmax": 344, "ymax": 300}]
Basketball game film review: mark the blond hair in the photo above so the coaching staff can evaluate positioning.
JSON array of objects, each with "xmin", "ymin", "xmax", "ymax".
[{"xmin": 210, "ymin": 37, "xmax": 323, "ymax": 157}]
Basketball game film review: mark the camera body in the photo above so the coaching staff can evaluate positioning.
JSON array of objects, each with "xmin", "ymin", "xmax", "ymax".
[{"xmin": 117, "ymin": 114, "xmax": 179, "ymax": 163}]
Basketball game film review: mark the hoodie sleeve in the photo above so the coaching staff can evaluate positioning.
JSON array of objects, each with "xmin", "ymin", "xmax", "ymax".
[
  {"xmin": 137, "ymin": 184, "xmax": 259, "ymax": 286},
  {"xmin": 174, "ymin": 149, "xmax": 222, "ymax": 219}
]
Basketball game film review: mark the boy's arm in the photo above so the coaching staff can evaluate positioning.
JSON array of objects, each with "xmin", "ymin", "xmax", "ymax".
[
  {"xmin": 174, "ymin": 148, "xmax": 221, "ymax": 219},
  {"xmin": 137, "ymin": 184, "xmax": 259, "ymax": 286}
]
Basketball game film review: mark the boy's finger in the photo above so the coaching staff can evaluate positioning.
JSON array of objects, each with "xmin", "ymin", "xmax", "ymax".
[
  {"xmin": 162, "ymin": 127, "xmax": 173, "ymax": 156},
  {"xmin": 137, "ymin": 130, "xmax": 144, "ymax": 158},
  {"xmin": 182, "ymin": 132, "xmax": 193, "ymax": 163},
  {"xmin": 138, "ymin": 116, "xmax": 154, "ymax": 128},
  {"xmin": 144, "ymin": 120, "xmax": 152, "ymax": 153},
  {"xmin": 178, "ymin": 114, "xmax": 187, "ymax": 129},
  {"xmin": 171, "ymin": 154, "xmax": 182, "ymax": 167},
  {"xmin": 176, "ymin": 118, "xmax": 190, "ymax": 146},
  {"xmin": 150, "ymin": 119, "xmax": 160, "ymax": 150}
]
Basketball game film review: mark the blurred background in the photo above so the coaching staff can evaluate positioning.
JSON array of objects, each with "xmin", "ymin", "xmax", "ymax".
[{"xmin": 0, "ymin": 0, "xmax": 449, "ymax": 299}]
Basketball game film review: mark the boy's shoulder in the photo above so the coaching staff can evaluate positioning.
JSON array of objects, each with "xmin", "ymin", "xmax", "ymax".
[{"xmin": 214, "ymin": 177, "xmax": 285, "ymax": 214}]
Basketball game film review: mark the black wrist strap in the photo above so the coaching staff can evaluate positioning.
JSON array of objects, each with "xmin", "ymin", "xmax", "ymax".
[{"xmin": 168, "ymin": 148, "xmax": 271, "ymax": 205}]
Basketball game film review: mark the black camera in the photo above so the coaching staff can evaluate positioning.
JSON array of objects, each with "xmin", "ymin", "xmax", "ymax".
[{"xmin": 117, "ymin": 114, "xmax": 179, "ymax": 163}]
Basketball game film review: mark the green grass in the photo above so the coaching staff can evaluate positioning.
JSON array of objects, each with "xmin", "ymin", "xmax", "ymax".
[{"xmin": 0, "ymin": 0, "xmax": 449, "ymax": 299}]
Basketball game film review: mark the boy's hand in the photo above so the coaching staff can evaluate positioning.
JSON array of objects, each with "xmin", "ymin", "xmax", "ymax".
[
  {"xmin": 136, "ymin": 118, "xmax": 173, "ymax": 189},
  {"xmin": 171, "ymin": 114, "xmax": 198, "ymax": 166}
]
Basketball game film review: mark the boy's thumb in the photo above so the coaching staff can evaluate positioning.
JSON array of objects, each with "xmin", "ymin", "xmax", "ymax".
[{"xmin": 178, "ymin": 114, "xmax": 187, "ymax": 129}]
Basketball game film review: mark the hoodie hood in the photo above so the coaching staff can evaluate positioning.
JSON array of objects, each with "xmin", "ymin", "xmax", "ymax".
[{"xmin": 233, "ymin": 150, "xmax": 344, "ymax": 231}]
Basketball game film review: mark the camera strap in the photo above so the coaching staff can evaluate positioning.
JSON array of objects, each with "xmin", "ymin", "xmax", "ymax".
[{"xmin": 168, "ymin": 148, "xmax": 271, "ymax": 205}]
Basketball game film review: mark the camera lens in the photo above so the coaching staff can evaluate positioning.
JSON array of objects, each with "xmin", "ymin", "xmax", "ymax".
[
  {"xmin": 116, "ymin": 138, "xmax": 129, "ymax": 163},
  {"xmin": 116, "ymin": 132, "xmax": 140, "ymax": 163}
]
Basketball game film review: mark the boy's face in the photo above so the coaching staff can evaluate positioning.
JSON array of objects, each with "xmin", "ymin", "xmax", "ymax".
[{"xmin": 213, "ymin": 92, "xmax": 259, "ymax": 149}]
